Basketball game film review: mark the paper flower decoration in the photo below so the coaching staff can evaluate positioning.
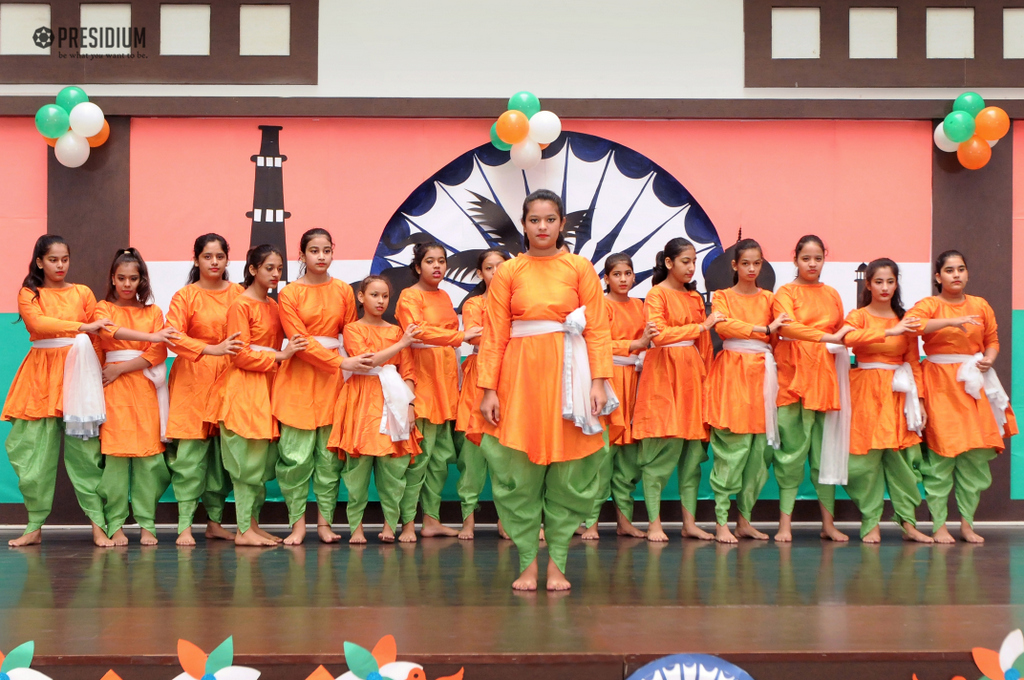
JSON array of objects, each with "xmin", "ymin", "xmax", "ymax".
[
  {"xmin": 972, "ymin": 629, "xmax": 1024, "ymax": 680},
  {"xmin": 101, "ymin": 672, "xmax": 123, "ymax": 680},
  {"xmin": 338, "ymin": 636, "xmax": 462, "ymax": 680},
  {"xmin": 0, "ymin": 642, "xmax": 53, "ymax": 680},
  {"xmin": 172, "ymin": 637, "xmax": 260, "ymax": 680}
]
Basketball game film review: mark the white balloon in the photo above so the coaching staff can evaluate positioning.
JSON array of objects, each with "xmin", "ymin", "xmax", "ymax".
[
  {"xmin": 55, "ymin": 131, "xmax": 90, "ymax": 167},
  {"xmin": 528, "ymin": 111, "xmax": 562, "ymax": 145},
  {"xmin": 510, "ymin": 140, "xmax": 542, "ymax": 170},
  {"xmin": 933, "ymin": 122, "xmax": 959, "ymax": 152},
  {"xmin": 69, "ymin": 101, "xmax": 104, "ymax": 137},
  {"xmin": 987, "ymin": 137, "xmax": 999, "ymax": 148}
]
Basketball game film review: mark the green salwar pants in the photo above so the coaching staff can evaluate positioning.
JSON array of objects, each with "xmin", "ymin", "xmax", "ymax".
[
  {"xmin": 640, "ymin": 437, "xmax": 707, "ymax": 520},
  {"xmin": 709, "ymin": 428, "xmax": 771, "ymax": 526},
  {"xmin": 276, "ymin": 424, "xmax": 339, "ymax": 526},
  {"xmin": 882, "ymin": 444, "xmax": 925, "ymax": 528},
  {"xmin": 584, "ymin": 439, "xmax": 614, "ymax": 528},
  {"xmin": 775, "ymin": 402, "xmax": 834, "ymax": 515},
  {"xmin": 609, "ymin": 442, "xmax": 642, "ymax": 521},
  {"xmin": 165, "ymin": 437, "xmax": 231, "ymax": 534},
  {"xmin": 5, "ymin": 417, "xmax": 106, "ymax": 532},
  {"xmin": 98, "ymin": 454, "xmax": 171, "ymax": 536},
  {"xmin": 842, "ymin": 451, "xmax": 885, "ymax": 538},
  {"xmin": 220, "ymin": 425, "xmax": 277, "ymax": 531},
  {"xmin": 340, "ymin": 454, "xmax": 410, "ymax": 530},
  {"xmin": 921, "ymin": 447, "xmax": 996, "ymax": 527},
  {"xmin": 481, "ymin": 434, "xmax": 601, "ymax": 573},
  {"xmin": 415, "ymin": 419, "xmax": 458, "ymax": 521},
  {"xmin": 456, "ymin": 436, "xmax": 489, "ymax": 520}
]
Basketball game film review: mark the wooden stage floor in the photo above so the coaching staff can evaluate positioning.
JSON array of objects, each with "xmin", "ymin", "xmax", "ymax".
[{"xmin": 0, "ymin": 524, "xmax": 1018, "ymax": 679}]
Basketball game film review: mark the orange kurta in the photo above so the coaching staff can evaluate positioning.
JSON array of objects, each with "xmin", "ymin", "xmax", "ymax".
[
  {"xmin": 773, "ymin": 282, "xmax": 844, "ymax": 412},
  {"xmin": 272, "ymin": 279, "xmax": 357, "ymax": 430},
  {"xmin": 843, "ymin": 308, "xmax": 924, "ymax": 455},
  {"xmin": 95, "ymin": 302, "xmax": 167, "ymax": 456},
  {"xmin": 478, "ymin": 252, "xmax": 613, "ymax": 464},
  {"xmin": 706, "ymin": 288, "xmax": 776, "ymax": 434},
  {"xmin": 207, "ymin": 295, "xmax": 283, "ymax": 441},
  {"xmin": 606, "ymin": 297, "xmax": 645, "ymax": 445},
  {"xmin": 395, "ymin": 287, "xmax": 462, "ymax": 425},
  {"xmin": 327, "ymin": 322, "xmax": 422, "ymax": 457},
  {"xmin": 455, "ymin": 294, "xmax": 486, "ymax": 444},
  {"xmin": 907, "ymin": 295, "xmax": 1018, "ymax": 457},
  {"xmin": 631, "ymin": 286, "xmax": 709, "ymax": 441},
  {"xmin": 165, "ymin": 283, "xmax": 244, "ymax": 440},
  {"xmin": 2, "ymin": 285, "xmax": 97, "ymax": 422}
]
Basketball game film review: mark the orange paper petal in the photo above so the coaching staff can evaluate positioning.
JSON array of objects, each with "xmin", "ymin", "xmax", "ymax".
[
  {"xmin": 101, "ymin": 671, "xmax": 123, "ymax": 680},
  {"xmin": 973, "ymin": 647, "xmax": 1005, "ymax": 680},
  {"xmin": 178, "ymin": 639, "xmax": 209, "ymax": 679},
  {"xmin": 435, "ymin": 669, "xmax": 464, "ymax": 680},
  {"xmin": 372, "ymin": 635, "xmax": 397, "ymax": 667},
  {"xmin": 305, "ymin": 665, "xmax": 335, "ymax": 680}
]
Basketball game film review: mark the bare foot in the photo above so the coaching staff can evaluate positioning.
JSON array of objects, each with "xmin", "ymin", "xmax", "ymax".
[
  {"xmin": 9, "ymin": 528, "xmax": 42, "ymax": 547},
  {"xmin": 960, "ymin": 520, "xmax": 985, "ymax": 544},
  {"xmin": 647, "ymin": 518, "xmax": 669, "ymax": 543},
  {"xmin": 252, "ymin": 522, "xmax": 283, "ymax": 544},
  {"xmin": 539, "ymin": 527, "xmax": 545, "ymax": 543},
  {"xmin": 615, "ymin": 509, "xmax": 645, "ymax": 538},
  {"xmin": 735, "ymin": 517, "xmax": 769, "ymax": 540},
  {"xmin": 581, "ymin": 523, "xmax": 600, "ymax": 541},
  {"xmin": 819, "ymin": 504, "xmax": 849, "ymax": 542},
  {"xmin": 901, "ymin": 522, "xmax": 934, "ymax": 544},
  {"xmin": 140, "ymin": 528, "xmax": 159, "ymax": 546},
  {"xmin": 235, "ymin": 528, "xmax": 278, "ymax": 546},
  {"xmin": 205, "ymin": 522, "xmax": 236, "ymax": 541},
  {"xmin": 111, "ymin": 529, "xmax": 129, "ymax": 546},
  {"xmin": 399, "ymin": 522, "xmax": 418, "ymax": 543},
  {"xmin": 379, "ymin": 523, "xmax": 396, "ymax": 543},
  {"xmin": 512, "ymin": 558, "xmax": 539, "ymax": 591},
  {"xmin": 681, "ymin": 508, "xmax": 714, "ymax": 540},
  {"xmin": 421, "ymin": 515, "xmax": 459, "ymax": 538},
  {"xmin": 317, "ymin": 523, "xmax": 341, "ymax": 544},
  {"xmin": 774, "ymin": 513, "xmax": 793, "ymax": 543},
  {"xmin": 933, "ymin": 524, "xmax": 955, "ymax": 544},
  {"xmin": 90, "ymin": 523, "xmax": 114, "ymax": 548},
  {"xmin": 283, "ymin": 521, "xmax": 306, "ymax": 546},
  {"xmin": 862, "ymin": 525, "xmax": 881, "ymax": 544},
  {"xmin": 176, "ymin": 527, "xmax": 196, "ymax": 547},
  {"xmin": 716, "ymin": 524, "xmax": 738, "ymax": 544},
  {"xmin": 459, "ymin": 515, "xmax": 475, "ymax": 541},
  {"xmin": 546, "ymin": 559, "xmax": 572, "ymax": 591},
  {"xmin": 497, "ymin": 519, "xmax": 511, "ymax": 540},
  {"xmin": 349, "ymin": 524, "xmax": 367, "ymax": 545}
]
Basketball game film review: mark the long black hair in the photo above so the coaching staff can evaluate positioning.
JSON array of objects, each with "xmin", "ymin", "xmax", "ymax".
[
  {"xmin": 22, "ymin": 234, "xmax": 69, "ymax": 301},
  {"xmin": 243, "ymin": 244, "xmax": 285, "ymax": 289},
  {"xmin": 521, "ymin": 189, "xmax": 567, "ymax": 251},
  {"xmin": 187, "ymin": 233, "xmax": 230, "ymax": 284},
  {"xmin": 731, "ymin": 238, "xmax": 763, "ymax": 286},
  {"xmin": 858, "ymin": 258, "xmax": 905, "ymax": 319},
  {"xmin": 298, "ymin": 228, "xmax": 333, "ymax": 277},
  {"xmin": 794, "ymin": 234, "xmax": 826, "ymax": 258},
  {"xmin": 106, "ymin": 247, "xmax": 154, "ymax": 304},
  {"xmin": 603, "ymin": 253, "xmax": 634, "ymax": 293},
  {"xmin": 409, "ymin": 241, "xmax": 446, "ymax": 277},
  {"xmin": 934, "ymin": 249, "xmax": 967, "ymax": 294},
  {"xmin": 652, "ymin": 237, "xmax": 697, "ymax": 290}
]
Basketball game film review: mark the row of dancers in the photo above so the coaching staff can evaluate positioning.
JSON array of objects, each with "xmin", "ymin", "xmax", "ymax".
[{"xmin": 1, "ymin": 188, "xmax": 1016, "ymax": 591}]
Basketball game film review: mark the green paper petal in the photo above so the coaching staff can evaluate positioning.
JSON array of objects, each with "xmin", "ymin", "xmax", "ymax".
[
  {"xmin": 1, "ymin": 642, "xmax": 34, "ymax": 672},
  {"xmin": 343, "ymin": 642, "xmax": 379, "ymax": 679},
  {"xmin": 206, "ymin": 637, "xmax": 234, "ymax": 675}
]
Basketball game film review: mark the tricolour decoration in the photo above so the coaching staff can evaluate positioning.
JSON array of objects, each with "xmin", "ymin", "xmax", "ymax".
[
  {"xmin": 100, "ymin": 672, "xmax": 123, "ymax": 680},
  {"xmin": 172, "ymin": 637, "xmax": 260, "ymax": 680},
  {"xmin": 625, "ymin": 654, "xmax": 754, "ymax": 680},
  {"xmin": 489, "ymin": 91, "xmax": 562, "ymax": 171},
  {"xmin": 933, "ymin": 92, "xmax": 1010, "ymax": 171},
  {"xmin": 34, "ymin": 86, "xmax": 109, "ymax": 168},
  {"xmin": 331, "ymin": 636, "xmax": 462, "ymax": 680},
  {"xmin": 0, "ymin": 642, "xmax": 54, "ymax": 679}
]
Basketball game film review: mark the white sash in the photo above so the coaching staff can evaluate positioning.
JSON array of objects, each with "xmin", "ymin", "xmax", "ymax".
[
  {"xmin": 819, "ymin": 343, "xmax": 852, "ymax": 485},
  {"xmin": 313, "ymin": 335, "xmax": 341, "ymax": 351},
  {"xmin": 856, "ymin": 362, "xmax": 925, "ymax": 436},
  {"xmin": 510, "ymin": 306, "xmax": 619, "ymax": 436},
  {"xmin": 105, "ymin": 349, "xmax": 170, "ymax": 443},
  {"xmin": 722, "ymin": 339, "xmax": 780, "ymax": 449},
  {"xmin": 925, "ymin": 353, "xmax": 1011, "ymax": 434},
  {"xmin": 249, "ymin": 344, "xmax": 276, "ymax": 353},
  {"xmin": 349, "ymin": 364, "xmax": 416, "ymax": 442},
  {"xmin": 612, "ymin": 353, "xmax": 643, "ymax": 372},
  {"xmin": 60, "ymin": 334, "xmax": 105, "ymax": 440}
]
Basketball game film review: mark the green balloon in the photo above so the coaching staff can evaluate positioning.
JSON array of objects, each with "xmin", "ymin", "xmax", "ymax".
[
  {"xmin": 953, "ymin": 91, "xmax": 985, "ymax": 118},
  {"xmin": 34, "ymin": 104, "xmax": 69, "ymax": 138},
  {"xmin": 943, "ymin": 110, "xmax": 975, "ymax": 143},
  {"xmin": 508, "ymin": 91, "xmax": 541, "ymax": 119},
  {"xmin": 55, "ymin": 86, "xmax": 88, "ymax": 113},
  {"xmin": 490, "ymin": 122, "xmax": 512, "ymax": 151}
]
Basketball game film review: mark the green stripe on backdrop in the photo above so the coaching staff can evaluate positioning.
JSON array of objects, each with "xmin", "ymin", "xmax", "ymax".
[
  {"xmin": 1013, "ymin": 310, "xmax": 1024, "ymax": 499},
  {"xmin": 0, "ymin": 314, "xmax": 29, "ymax": 503}
]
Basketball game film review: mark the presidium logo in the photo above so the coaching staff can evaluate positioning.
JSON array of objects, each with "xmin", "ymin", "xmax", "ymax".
[{"xmin": 31, "ymin": 25, "xmax": 146, "ymax": 51}]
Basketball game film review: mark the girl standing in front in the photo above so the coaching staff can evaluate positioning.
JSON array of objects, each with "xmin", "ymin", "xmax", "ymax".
[
  {"xmin": 706, "ymin": 239, "xmax": 790, "ymax": 543},
  {"xmin": 479, "ymin": 189, "xmax": 615, "ymax": 591},
  {"xmin": 3, "ymin": 235, "xmax": 113, "ymax": 547},
  {"xmin": 907, "ymin": 250, "xmax": 1017, "ymax": 543},
  {"xmin": 209, "ymin": 244, "xmax": 307, "ymax": 547},
  {"xmin": 772, "ymin": 235, "xmax": 853, "ymax": 543},
  {"xmin": 632, "ymin": 238, "xmax": 723, "ymax": 543},
  {"xmin": 395, "ymin": 243, "xmax": 482, "ymax": 541}
]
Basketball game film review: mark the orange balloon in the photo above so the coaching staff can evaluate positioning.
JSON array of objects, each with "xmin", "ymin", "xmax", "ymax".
[
  {"xmin": 43, "ymin": 136, "xmax": 57, "ymax": 147},
  {"xmin": 957, "ymin": 135, "xmax": 992, "ymax": 170},
  {"xmin": 495, "ymin": 110, "xmax": 529, "ymax": 145},
  {"xmin": 87, "ymin": 119, "xmax": 110, "ymax": 147},
  {"xmin": 975, "ymin": 106, "xmax": 1009, "ymax": 141},
  {"xmin": 539, "ymin": 143, "xmax": 549, "ymax": 150}
]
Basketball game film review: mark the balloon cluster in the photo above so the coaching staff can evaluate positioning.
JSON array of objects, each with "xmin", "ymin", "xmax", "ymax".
[
  {"xmin": 34, "ymin": 86, "xmax": 109, "ymax": 168},
  {"xmin": 934, "ymin": 92, "xmax": 1009, "ymax": 170},
  {"xmin": 489, "ymin": 91, "xmax": 562, "ymax": 170}
]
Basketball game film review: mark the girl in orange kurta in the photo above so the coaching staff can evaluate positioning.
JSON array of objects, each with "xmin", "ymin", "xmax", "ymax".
[
  {"xmin": 581, "ymin": 253, "xmax": 656, "ymax": 540},
  {"xmin": 772, "ymin": 235, "xmax": 854, "ymax": 543},
  {"xmin": 208, "ymin": 244, "xmax": 307, "ymax": 547},
  {"xmin": 454, "ymin": 249, "xmax": 509, "ymax": 540},
  {"xmin": 906, "ymin": 250, "xmax": 1017, "ymax": 544},
  {"xmin": 842, "ymin": 258, "xmax": 931, "ymax": 544},
  {"xmin": 395, "ymin": 243, "xmax": 482, "ymax": 542},
  {"xmin": 706, "ymin": 239, "xmax": 789, "ymax": 544},
  {"xmin": 329, "ymin": 276, "xmax": 422, "ymax": 544},
  {"xmin": 478, "ymin": 189, "xmax": 614, "ymax": 592},
  {"xmin": 2, "ymin": 235, "xmax": 115, "ymax": 547},
  {"xmin": 272, "ymin": 228, "xmax": 370, "ymax": 546},
  {"xmin": 165, "ymin": 234, "xmax": 244, "ymax": 546},
  {"xmin": 633, "ymin": 238, "xmax": 722, "ymax": 543}
]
